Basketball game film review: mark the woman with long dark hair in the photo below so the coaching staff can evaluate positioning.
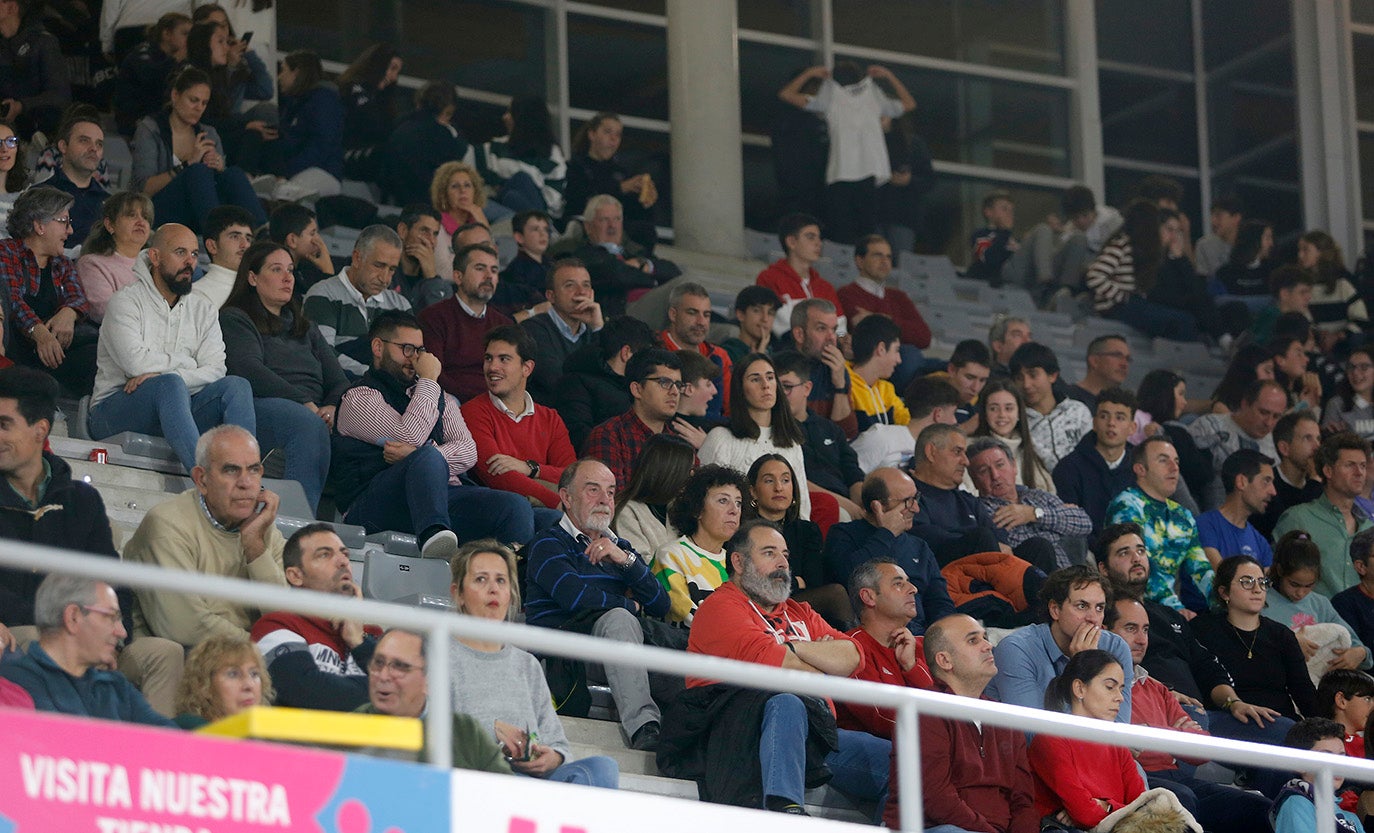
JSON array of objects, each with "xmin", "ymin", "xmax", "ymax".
[
  {"xmin": 968, "ymin": 378, "xmax": 1052, "ymax": 492},
  {"xmin": 743, "ymin": 453, "xmax": 850, "ymax": 627},
  {"xmin": 481, "ymin": 95, "xmax": 568, "ymax": 217},
  {"xmin": 1210, "ymin": 343, "xmax": 1276, "ymax": 414},
  {"xmin": 1137, "ymin": 369, "xmax": 1213, "ymax": 501},
  {"xmin": 613, "ymin": 432, "xmax": 696, "ymax": 558},
  {"xmin": 131, "ymin": 66, "xmax": 267, "ymax": 233},
  {"xmin": 1029, "ymin": 649, "xmax": 1144, "ymax": 829},
  {"xmin": 273, "ymin": 51, "xmax": 344, "ymax": 188},
  {"xmin": 184, "ymin": 20, "xmax": 266, "ymax": 171},
  {"xmin": 1085, "ymin": 198, "xmax": 1201, "ymax": 341},
  {"xmin": 337, "ymin": 43, "xmax": 404, "ymax": 182},
  {"xmin": 1299, "ymin": 230, "xmax": 1368, "ymax": 345},
  {"xmin": 1217, "ymin": 219, "xmax": 1275, "ymax": 296},
  {"xmin": 1324, "ymin": 346, "xmax": 1374, "ymax": 439},
  {"xmin": 219, "ymin": 240, "xmax": 348, "ymax": 513},
  {"xmin": 698, "ymin": 353, "xmax": 811, "ymax": 518}
]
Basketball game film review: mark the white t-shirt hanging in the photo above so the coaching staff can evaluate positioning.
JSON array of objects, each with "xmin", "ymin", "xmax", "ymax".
[{"xmin": 806, "ymin": 77, "xmax": 906, "ymax": 186}]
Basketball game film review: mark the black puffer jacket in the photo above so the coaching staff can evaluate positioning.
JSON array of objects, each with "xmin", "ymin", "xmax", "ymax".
[
  {"xmin": 0, "ymin": 451, "xmax": 120, "ymax": 627},
  {"xmin": 555, "ymin": 344, "xmax": 633, "ymax": 453}
]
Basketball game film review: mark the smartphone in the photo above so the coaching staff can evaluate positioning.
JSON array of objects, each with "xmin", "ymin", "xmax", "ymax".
[{"xmin": 240, "ymin": 31, "xmax": 254, "ymax": 45}]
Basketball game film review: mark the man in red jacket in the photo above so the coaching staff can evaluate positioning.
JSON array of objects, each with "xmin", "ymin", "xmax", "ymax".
[
  {"xmin": 883, "ymin": 613, "xmax": 1038, "ymax": 832},
  {"xmin": 838, "ymin": 558, "xmax": 935, "ymax": 739}
]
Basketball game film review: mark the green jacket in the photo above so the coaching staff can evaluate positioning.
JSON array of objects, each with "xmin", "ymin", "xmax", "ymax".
[
  {"xmin": 1274, "ymin": 493, "xmax": 1373, "ymax": 597},
  {"xmin": 355, "ymin": 703, "xmax": 513, "ymax": 775}
]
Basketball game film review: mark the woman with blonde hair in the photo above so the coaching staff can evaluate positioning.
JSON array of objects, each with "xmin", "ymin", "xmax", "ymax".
[
  {"xmin": 430, "ymin": 160, "xmax": 512, "ymax": 281},
  {"xmin": 174, "ymin": 633, "xmax": 272, "ymax": 729}
]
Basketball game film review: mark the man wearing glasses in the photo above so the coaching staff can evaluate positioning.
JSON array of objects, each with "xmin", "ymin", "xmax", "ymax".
[
  {"xmin": 1065, "ymin": 334, "xmax": 1132, "ymax": 412},
  {"xmin": 821, "ymin": 467, "xmax": 955, "ymax": 636},
  {"xmin": 333, "ymin": 311, "xmax": 540, "ymax": 560},
  {"xmin": 0, "ymin": 574, "xmax": 175, "ymax": 727},
  {"xmin": 583, "ymin": 347, "xmax": 684, "ymax": 490},
  {"xmin": 357, "ymin": 628, "xmax": 511, "ymax": 773}
]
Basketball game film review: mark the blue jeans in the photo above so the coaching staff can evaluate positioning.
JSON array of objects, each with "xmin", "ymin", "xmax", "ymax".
[
  {"xmin": 1111, "ymin": 295, "xmax": 1200, "ymax": 342},
  {"xmin": 253, "ymin": 397, "xmax": 329, "ymax": 515},
  {"xmin": 926, "ymin": 826, "xmax": 980, "ymax": 833},
  {"xmin": 496, "ymin": 171, "xmax": 547, "ymax": 213},
  {"xmin": 1148, "ymin": 769, "xmax": 1272, "ymax": 833},
  {"xmin": 544, "ymin": 754, "xmax": 618, "ymax": 789},
  {"xmin": 1206, "ymin": 708, "xmax": 1296, "ymax": 797},
  {"xmin": 343, "ymin": 444, "xmax": 536, "ymax": 542},
  {"xmin": 152, "ymin": 162, "xmax": 268, "ymax": 235},
  {"xmin": 759, "ymin": 693, "xmax": 890, "ymax": 813},
  {"xmin": 481, "ymin": 198, "xmax": 515, "ymax": 226},
  {"xmin": 88, "ymin": 374, "xmax": 256, "ymax": 471}
]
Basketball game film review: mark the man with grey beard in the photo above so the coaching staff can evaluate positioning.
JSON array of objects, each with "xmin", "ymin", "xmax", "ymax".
[
  {"xmin": 667, "ymin": 519, "xmax": 890, "ymax": 817},
  {"xmin": 524, "ymin": 458, "xmax": 671, "ymax": 752}
]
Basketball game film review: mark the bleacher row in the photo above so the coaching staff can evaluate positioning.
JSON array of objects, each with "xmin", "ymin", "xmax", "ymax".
[{"xmin": 35, "ymin": 200, "xmax": 1234, "ymax": 818}]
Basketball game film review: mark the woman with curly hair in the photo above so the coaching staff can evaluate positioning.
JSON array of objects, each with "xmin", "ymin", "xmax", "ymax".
[
  {"xmin": 430, "ymin": 160, "xmax": 512, "ymax": 282},
  {"xmin": 174, "ymin": 633, "xmax": 272, "ymax": 729},
  {"xmin": 651, "ymin": 464, "xmax": 749, "ymax": 624},
  {"xmin": 338, "ymin": 43, "xmax": 404, "ymax": 181}
]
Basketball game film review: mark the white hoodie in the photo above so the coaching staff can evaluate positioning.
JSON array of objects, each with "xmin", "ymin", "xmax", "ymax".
[{"xmin": 92, "ymin": 250, "xmax": 227, "ymax": 406}]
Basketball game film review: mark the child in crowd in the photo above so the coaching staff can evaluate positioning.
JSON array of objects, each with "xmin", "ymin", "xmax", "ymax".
[{"xmin": 1270, "ymin": 718, "xmax": 1363, "ymax": 833}]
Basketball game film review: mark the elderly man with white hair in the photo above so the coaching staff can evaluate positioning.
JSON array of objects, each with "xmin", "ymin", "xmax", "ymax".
[
  {"xmin": 568, "ymin": 194, "xmax": 681, "ymax": 318},
  {"xmin": 123, "ymin": 425, "xmax": 287, "ymax": 648}
]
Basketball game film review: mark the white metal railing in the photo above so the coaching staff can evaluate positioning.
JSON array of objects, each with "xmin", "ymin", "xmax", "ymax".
[{"xmin": 5, "ymin": 541, "xmax": 1373, "ymax": 833}]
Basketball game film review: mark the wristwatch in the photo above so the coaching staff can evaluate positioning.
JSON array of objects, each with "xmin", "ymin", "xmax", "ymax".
[
  {"xmin": 526, "ymin": 460, "xmax": 540, "ymax": 478},
  {"xmin": 1033, "ymin": 507, "xmax": 1045, "ymax": 521}
]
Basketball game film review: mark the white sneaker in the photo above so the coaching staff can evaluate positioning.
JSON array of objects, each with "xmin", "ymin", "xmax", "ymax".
[{"xmin": 420, "ymin": 529, "xmax": 459, "ymax": 560}]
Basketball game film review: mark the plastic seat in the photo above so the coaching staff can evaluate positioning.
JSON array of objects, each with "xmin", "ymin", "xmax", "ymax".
[{"xmin": 362, "ymin": 549, "xmax": 453, "ymax": 605}]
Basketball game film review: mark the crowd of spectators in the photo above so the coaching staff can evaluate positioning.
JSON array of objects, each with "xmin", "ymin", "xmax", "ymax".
[{"xmin": 3, "ymin": 22, "xmax": 1374, "ymax": 830}]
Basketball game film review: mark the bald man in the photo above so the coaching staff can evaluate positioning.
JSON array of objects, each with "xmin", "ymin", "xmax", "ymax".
[
  {"xmin": 88, "ymin": 223, "xmax": 255, "ymax": 471},
  {"xmin": 822, "ymin": 467, "xmax": 956, "ymax": 635}
]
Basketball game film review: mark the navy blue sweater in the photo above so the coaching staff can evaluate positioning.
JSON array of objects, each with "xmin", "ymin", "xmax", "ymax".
[
  {"xmin": 524, "ymin": 523, "xmax": 669, "ymax": 627},
  {"xmin": 821, "ymin": 520, "xmax": 955, "ymax": 635},
  {"xmin": 1052, "ymin": 432, "xmax": 1137, "ymax": 534}
]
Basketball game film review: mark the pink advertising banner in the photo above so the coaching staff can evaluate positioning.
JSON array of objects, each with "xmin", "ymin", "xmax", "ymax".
[{"xmin": 0, "ymin": 709, "xmax": 450, "ymax": 833}]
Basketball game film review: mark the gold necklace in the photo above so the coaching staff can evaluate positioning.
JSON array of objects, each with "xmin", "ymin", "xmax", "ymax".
[{"xmin": 1230, "ymin": 621, "xmax": 1260, "ymax": 660}]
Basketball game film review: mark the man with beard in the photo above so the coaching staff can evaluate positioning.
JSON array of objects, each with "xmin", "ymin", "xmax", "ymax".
[
  {"xmin": 659, "ymin": 281, "xmax": 730, "ymax": 418},
  {"xmin": 1095, "ymin": 522, "xmax": 1258, "ymax": 732},
  {"xmin": 665, "ymin": 519, "xmax": 889, "ymax": 816},
  {"xmin": 1197, "ymin": 449, "xmax": 1276, "ymax": 566},
  {"xmin": 419, "ymin": 243, "xmax": 514, "ymax": 402},
  {"xmin": 88, "ymin": 223, "xmax": 255, "ymax": 472},
  {"xmin": 524, "ymin": 459, "xmax": 669, "ymax": 752},
  {"xmin": 333, "ymin": 311, "xmax": 539, "ymax": 557},
  {"xmin": 45, "ymin": 110, "xmax": 108, "ymax": 242},
  {"xmin": 251, "ymin": 524, "xmax": 380, "ymax": 712}
]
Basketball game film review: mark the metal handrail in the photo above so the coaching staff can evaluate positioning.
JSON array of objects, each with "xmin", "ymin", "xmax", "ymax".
[{"xmin": 3, "ymin": 540, "xmax": 1369, "ymax": 833}]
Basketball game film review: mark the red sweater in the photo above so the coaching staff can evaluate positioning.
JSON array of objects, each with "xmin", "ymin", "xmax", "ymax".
[
  {"xmin": 460, "ymin": 392, "xmax": 576, "ymax": 508},
  {"xmin": 837, "ymin": 627, "xmax": 934, "ymax": 739},
  {"xmin": 836, "ymin": 282, "xmax": 931, "ymax": 349},
  {"xmin": 1129, "ymin": 672, "xmax": 1209, "ymax": 771},
  {"xmin": 884, "ymin": 680, "xmax": 1038, "ymax": 832},
  {"xmin": 1028, "ymin": 734, "xmax": 1144, "ymax": 828},
  {"xmin": 686, "ymin": 580, "xmax": 852, "ymax": 689},
  {"xmin": 756, "ymin": 260, "xmax": 841, "ymax": 307},
  {"xmin": 660, "ymin": 330, "xmax": 733, "ymax": 412},
  {"xmin": 417, "ymin": 298, "xmax": 513, "ymax": 403}
]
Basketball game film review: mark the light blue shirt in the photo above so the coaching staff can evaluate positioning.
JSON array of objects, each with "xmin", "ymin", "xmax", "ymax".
[{"xmin": 986, "ymin": 622, "xmax": 1135, "ymax": 724}]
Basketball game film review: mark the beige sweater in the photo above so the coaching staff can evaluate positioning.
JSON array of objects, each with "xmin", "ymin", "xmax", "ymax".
[{"xmin": 123, "ymin": 489, "xmax": 287, "ymax": 647}]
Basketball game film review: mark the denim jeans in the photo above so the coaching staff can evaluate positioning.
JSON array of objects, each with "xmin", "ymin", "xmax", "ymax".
[
  {"xmin": 495, "ymin": 171, "xmax": 547, "ymax": 213},
  {"xmin": 1111, "ymin": 295, "xmax": 1200, "ymax": 342},
  {"xmin": 1148, "ymin": 769, "xmax": 1273, "ymax": 833},
  {"xmin": 545, "ymin": 754, "xmax": 618, "ymax": 789},
  {"xmin": 1206, "ymin": 708, "xmax": 1296, "ymax": 797},
  {"xmin": 151, "ymin": 162, "xmax": 268, "ymax": 235},
  {"xmin": 343, "ymin": 444, "xmax": 536, "ymax": 543},
  {"xmin": 759, "ymin": 693, "xmax": 890, "ymax": 813},
  {"xmin": 253, "ymin": 397, "xmax": 329, "ymax": 515},
  {"xmin": 88, "ymin": 374, "xmax": 256, "ymax": 471}
]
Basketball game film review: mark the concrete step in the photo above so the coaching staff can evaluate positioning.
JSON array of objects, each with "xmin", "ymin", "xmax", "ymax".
[{"xmin": 621, "ymin": 771, "xmax": 697, "ymax": 800}]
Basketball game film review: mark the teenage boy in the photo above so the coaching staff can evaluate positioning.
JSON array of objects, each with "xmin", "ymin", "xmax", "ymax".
[
  {"xmin": 721, "ymin": 285, "xmax": 783, "ymax": 362},
  {"xmin": 756, "ymin": 212, "xmax": 845, "ymax": 340},
  {"xmin": 1333, "ymin": 529, "xmax": 1374, "ymax": 654},
  {"xmin": 846, "ymin": 313, "xmax": 908, "ymax": 433},
  {"xmin": 1011, "ymin": 341, "xmax": 1091, "ymax": 471},
  {"xmin": 1194, "ymin": 194, "xmax": 1244, "ymax": 280}
]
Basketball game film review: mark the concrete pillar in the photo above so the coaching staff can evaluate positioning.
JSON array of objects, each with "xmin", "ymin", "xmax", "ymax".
[
  {"xmin": 666, "ymin": 0, "xmax": 746, "ymax": 256},
  {"xmin": 1064, "ymin": 0, "xmax": 1105, "ymax": 200}
]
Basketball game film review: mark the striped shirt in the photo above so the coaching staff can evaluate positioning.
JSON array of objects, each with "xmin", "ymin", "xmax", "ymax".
[{"xmin": 335, "ymin": 376, "xmax": 477, "ymax": 483}]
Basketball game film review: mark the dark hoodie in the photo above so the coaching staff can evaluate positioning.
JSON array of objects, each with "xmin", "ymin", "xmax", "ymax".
[
  {"xmin": 1051, "ymin": 431, "xmax": 1137, "ymax": 534},
  {"xmin": 555, "ymin": 344, "xmax": 633, "ymax": 453},
  {"xmin": 0, "ymin": 15, "xmax": 69, "ymax": 118}
]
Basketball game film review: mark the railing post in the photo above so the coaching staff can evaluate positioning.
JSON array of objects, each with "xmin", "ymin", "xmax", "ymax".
[
  {"xmin": 1315, "ymin": 767, "xmax": 1337, "ymax": 833},
  {"xmin": 895, "ymin": 699, "xmax": 922, "ymax": 832},
  {"xmin": 426, "ymin": 623, "xmax": 452, "ymax": 769}
]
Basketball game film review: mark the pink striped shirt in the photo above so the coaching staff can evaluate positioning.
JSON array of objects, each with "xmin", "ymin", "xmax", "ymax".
[{"xmin": 335, "ymin": 376, "xmax": 477, "ymax": 483}]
